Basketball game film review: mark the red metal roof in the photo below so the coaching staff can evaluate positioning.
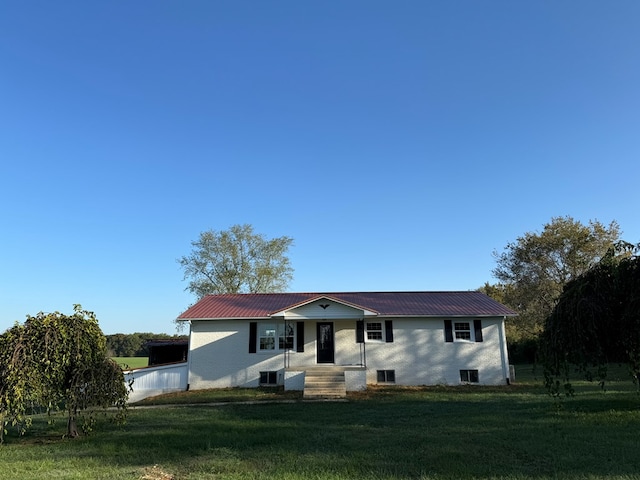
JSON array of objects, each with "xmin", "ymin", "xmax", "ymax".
[{"xmin": 177, "ymin": 291, "xmax": 517, "ymax": 320}]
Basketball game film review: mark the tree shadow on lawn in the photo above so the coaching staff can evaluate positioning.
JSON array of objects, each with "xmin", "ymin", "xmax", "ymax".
[{"xmin": 9, "ymin": 389, "xmax": 640, "ymax": 479}]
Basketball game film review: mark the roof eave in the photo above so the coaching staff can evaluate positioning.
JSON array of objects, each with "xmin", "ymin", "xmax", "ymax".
[
  {"xmin": 177, "ymin": 316, "xmax": 273, "ymax": 321},
  {"xmin": 269, "ymin": 294, "xmax": 379, "ymax": 317},
  {"xmin": 179, "ymin": 313, "xmax": 516, "ymax": 321},
  {"xmin": 374, "ymin": 313, "xmax": 517, "ymax": 318}
]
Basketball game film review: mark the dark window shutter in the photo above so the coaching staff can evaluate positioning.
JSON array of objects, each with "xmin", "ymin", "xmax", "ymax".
[
  {"xmin": 385, "ymin": 320, "xmax": 394, "ymax": 343},
  {"xmin": 356, "ymin": 320, "xmax": 364, "ymax": 343},
  {"xmin": 249, "ymin": 322, "xmax": 257, "ymax": 353},
  {"xmin": 474, "ymin": 320, "xmax": 483, "ymax": 342},
  {"xmin": 444, "ymin": 320, "xmax": 453, "ymax": 342},
  {"xmin": 296, "ymin": 322, "xmax": 305, "ymax": 352}
]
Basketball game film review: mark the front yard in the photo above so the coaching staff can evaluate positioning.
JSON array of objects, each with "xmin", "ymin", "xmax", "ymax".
[{"xmin": 1, "ymin": 367, "xmax": 639, "ymax": 479}]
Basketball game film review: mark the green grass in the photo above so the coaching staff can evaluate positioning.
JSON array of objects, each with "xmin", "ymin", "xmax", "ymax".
[
  {"xmin": 2, "ymin": 369, "xmax": 640, "ymax": 479},
  {"xmin": 133, "ymin": 386, "xmax": 302, "ymax": 406},
  {"xmin": 112, "ymin": 357, "xmax": 148, "ymax": 370}
]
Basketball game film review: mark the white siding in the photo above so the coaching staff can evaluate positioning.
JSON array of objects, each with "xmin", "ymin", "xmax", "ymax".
[
  {"xmin": 354, "ymin": 318, "xmax": 509, "ymax": 386},
  {"xmin": 188, "ymin": 316, "xmax": 510, "ymax": 390},
  {"xmin": 284, "ymin": 299, "xmax": 364, "ymax": 319},
  {"xmin": 189, "ymin": 320, "xmax": 286, "ymax": 390}
]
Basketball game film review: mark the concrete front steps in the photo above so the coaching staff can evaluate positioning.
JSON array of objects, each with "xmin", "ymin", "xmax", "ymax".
[{"xmin": 303, "ymin": 366, "xmax": 347, "ymax": 400}]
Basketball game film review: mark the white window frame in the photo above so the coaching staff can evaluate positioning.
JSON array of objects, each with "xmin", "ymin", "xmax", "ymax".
[
  {"xmin": 453, "ymin": 321, "xmax": 474, "ymax": 342},
  {"xmin": 258, "ymin": 322, "xmax": 296, "ymax": 353},
  {"xmin": 365, "ymin": 322, "xmax": 385, "ymax": 342}
]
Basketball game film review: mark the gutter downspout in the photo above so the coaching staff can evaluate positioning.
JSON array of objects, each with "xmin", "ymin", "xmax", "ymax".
[
  {"xmin": 186, "ymin": 320, "xmax": 192, "ymax": 391},
  {"xmin": 498, "ymin": 316, "xmax": 510, "ymax": 384}
]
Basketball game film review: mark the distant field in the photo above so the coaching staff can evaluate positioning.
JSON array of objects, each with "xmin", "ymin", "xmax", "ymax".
[{"xmin": 112, "ymin": 357, "xmax": 148, "ymax": 369}]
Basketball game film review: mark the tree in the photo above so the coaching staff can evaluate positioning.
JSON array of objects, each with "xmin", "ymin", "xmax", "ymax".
[
  {"xmin": 539, "ymin": 242, "xmax": 640, "ymax": 394},
  {"xmin": 491, "ymin": 216, "xmax": 621, "ymax": 340},
  {"xmin": 0, "ymin": 305, "xmax": 129, "ymax": 441},
  {"xmin": 179, "ymin": 224, "xmax": 294, "ymax": 298},
  {"xmin": 0, "ymin": 324, "xmax": 30, "ymax": 443},
  {"xmin": 106, "ymin": 333, "xmax": 189, "ymax": 357}
]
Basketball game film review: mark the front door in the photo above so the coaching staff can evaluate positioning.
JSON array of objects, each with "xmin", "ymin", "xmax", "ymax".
[{"xmin": 316, "ymin": 322, "xmax": 334, "ymax": 363}]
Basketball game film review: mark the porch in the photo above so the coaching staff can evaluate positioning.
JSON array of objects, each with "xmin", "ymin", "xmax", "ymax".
[{"xmin": 284, "ymin": 365, "xmax": 367, "ymax": 397}]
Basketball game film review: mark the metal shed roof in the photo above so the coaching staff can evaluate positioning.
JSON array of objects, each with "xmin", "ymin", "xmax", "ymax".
[{"xmin": 177, "ymin": 291, "xmax": 517, "ymax": 320}]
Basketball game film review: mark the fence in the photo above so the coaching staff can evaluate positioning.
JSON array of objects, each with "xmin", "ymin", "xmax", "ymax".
[{"xmin": 124, "ymin": 362, "xmax": 188, "ymax": 403}]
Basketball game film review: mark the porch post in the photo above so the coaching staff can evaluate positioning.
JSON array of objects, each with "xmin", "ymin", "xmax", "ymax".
[
  {"xmin": 356, "ymin": 318, "xmax": 367, "ymax": 367},
  {"xmin": 282, "ymin": 318, "xmax": 289, "ymax": 369}
]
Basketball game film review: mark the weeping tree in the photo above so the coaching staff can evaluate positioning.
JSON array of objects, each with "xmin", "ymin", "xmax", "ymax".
[
  {"xmin": 540, "ymin": 242, "xmax": 640, "ymax": 395},
  {"xmin": 0, "ymin": 305, "xmax": 129, "ymax": 441},
  {"xmin": 0, "ymin": 324, "xmax": 31, "ymax": 443}
]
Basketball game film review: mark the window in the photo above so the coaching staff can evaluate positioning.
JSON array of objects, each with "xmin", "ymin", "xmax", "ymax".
[
  {"xmin": 460, "ymin": 369, "xmax": 479, "ymax": 383},
  {"xmin": 358, "ymin": 320, "xmax": 394, "ymax": 343},
  {"xmin": 377, "ymin": 370, "xmax": 396, "ymax": 383},
  {"xmin": 366, "ymin": 322, "xmax": 383, "ymax": 341},
  {"xmin": 279, "ymin": 322, "xmax": 295, "ymax": 350},
  {"xmin": 259, "ymin": 325, "xmax": 276, "ymax": 350},
  {"xmin": 444, "ymin": 320, "xmax": 483, "ymax": 343},
  {"xmin": 260, "ymin": 371, "xmax": 278, "ymax": 385},
  {"xmin": 258, "ymin": 322, "xmax": 295, "ymax": 352},
  {"xmin": 454, "ymin": 322, "xmax": 472, "ymax": 341}
]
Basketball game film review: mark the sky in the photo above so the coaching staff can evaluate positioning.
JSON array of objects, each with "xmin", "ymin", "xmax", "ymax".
[{"xmin": 1, "ymin": 1, "xmax": 638, "ymax": 335}]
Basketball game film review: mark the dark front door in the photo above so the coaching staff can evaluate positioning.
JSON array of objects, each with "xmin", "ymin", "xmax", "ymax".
[{"xmin": 316, "ymin": 322, "xmax": 334, "ymax": 363}]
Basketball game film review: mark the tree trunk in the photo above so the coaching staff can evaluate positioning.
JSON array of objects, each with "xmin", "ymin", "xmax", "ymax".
[{"xmin": 67, "ymin": 414, "xmax": 79, "ymax": 438}]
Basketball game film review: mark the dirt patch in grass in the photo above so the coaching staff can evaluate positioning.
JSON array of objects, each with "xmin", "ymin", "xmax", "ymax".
[
  {"xmin": 139, "ymin": 465, "xmax": 175, "ymax": 480},
  {"xmin": 347, "ymin": 383, "xmax": 541, "ymax": 400},
  {"xmin": 133, "ymin": 386, "xmax": 302, "ymax": 406},
  {"xmin": 18, "ymin": 435, "xmax": 65, "ymax": 445}
]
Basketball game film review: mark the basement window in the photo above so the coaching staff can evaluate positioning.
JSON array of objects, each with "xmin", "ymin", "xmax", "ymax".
[
  {"xmin": 259, "ymin": 371, "xmax": 278, "ymax": 386},
  {"xmin": 376, "ymin": 370, "xmax": 396, "ymax": 383},
  {"xmin": 460, "ymin": 369, "xmax": 479, "ymax": 384}
]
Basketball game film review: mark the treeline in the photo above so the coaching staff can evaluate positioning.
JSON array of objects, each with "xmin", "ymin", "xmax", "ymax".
[{"xmin": 106, "ymin": 333, "xmax": 188, "ymax": 357}]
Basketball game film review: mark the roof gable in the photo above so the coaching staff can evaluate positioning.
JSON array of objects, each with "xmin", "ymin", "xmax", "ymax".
[
  {"xmin": 270, "ymin": 295, "xmax": 378, "ymax": 319},
  {"xmin": 177, "ymin": 291, "xmax": 517, "ymax": 320}
]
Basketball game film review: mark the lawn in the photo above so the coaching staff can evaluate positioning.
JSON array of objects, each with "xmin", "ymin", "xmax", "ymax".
[
  {"xmin": 112, "ymin": 357, "xmax": 149, "ymax": 370},
  {"xmin": 1, "ymin": 366, "xmax": 639, "ymax": 479}
]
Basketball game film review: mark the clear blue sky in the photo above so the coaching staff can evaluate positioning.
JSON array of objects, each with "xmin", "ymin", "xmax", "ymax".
[{"xmin": 1, "ymin": 1, "xmax": 638, "ymax": 334}]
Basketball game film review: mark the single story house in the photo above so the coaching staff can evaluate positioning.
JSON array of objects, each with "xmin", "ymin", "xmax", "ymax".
[{"xmin": 177, "ymin": 291, "xmax": 516, "ymax": 394}]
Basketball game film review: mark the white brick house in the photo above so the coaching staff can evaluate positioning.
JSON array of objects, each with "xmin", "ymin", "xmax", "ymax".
[{"xmin": 177, "ymin": 291, "xmax": 516, "ymax": 392}]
